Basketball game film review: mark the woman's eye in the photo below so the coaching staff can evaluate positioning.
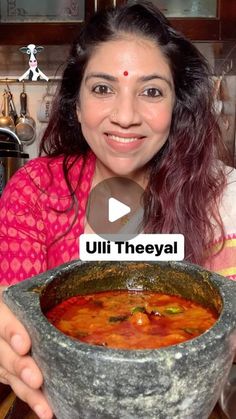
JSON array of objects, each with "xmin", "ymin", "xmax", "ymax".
[
  {"xmin": 142, "ymin": 88, "xmax": 162, "ymax": 98},
  {"xmin": 92, "ymin": 85, "xmax": 112, "ymax": 95}
]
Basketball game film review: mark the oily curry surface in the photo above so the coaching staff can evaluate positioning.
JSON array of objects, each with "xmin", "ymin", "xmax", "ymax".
[{"xmin": 46, "ymin": 290, "xmax": 218, "ymax": 350}]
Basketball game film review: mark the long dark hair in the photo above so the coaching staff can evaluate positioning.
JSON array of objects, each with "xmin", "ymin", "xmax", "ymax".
[{"xmin": 40, "ymin": 1, "xmax": 227, "ymax": 264}]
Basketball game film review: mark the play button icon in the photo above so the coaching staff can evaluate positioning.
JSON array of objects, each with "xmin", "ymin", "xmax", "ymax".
[
  {"xmin": 86, "ymin": 177, "xmax": 145, "ymax": 241},
  {"xmin": 108, "ymin": 198, "xmax": 131, "ymax": 223}
]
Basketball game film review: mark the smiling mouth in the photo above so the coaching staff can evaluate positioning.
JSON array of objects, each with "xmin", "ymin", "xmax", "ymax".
[{"xmin": 107, "ymin": 134, "xmax": 144, "ymax": 143}]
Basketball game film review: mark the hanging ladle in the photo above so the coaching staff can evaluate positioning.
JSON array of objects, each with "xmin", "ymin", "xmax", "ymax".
[{"xmin": 0, "ymin": 91, "xmax": 15, "ymax": 132}]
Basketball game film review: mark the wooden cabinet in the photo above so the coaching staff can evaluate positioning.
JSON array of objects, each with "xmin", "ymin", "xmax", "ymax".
[
  {"xmin": 118, "ymin": 0, "xmax": 236, "ymax": 41},
  {"xmin": 0, "ymin": 0, "xmax": 105, "ymax": 45},
  {"xmin": 161, "ymin": 0, "xmax": 236, "ymax": 41},
  {"xmin": 0, "ymin": 0, "xmax": 235, "ymax": 45}
]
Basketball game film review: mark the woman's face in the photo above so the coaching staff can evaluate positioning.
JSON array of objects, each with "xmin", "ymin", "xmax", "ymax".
[{"xmin": 77, "ymin": 35, "xmax": 175, "ymax": 180}]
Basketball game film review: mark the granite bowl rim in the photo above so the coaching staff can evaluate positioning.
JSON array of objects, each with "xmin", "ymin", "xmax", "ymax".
[{"xmin": 4, "ymin": 260, "xmax": 236, "ymax": 360}]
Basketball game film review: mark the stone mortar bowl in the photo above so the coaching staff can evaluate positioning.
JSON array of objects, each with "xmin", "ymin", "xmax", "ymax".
[{"xmin": 3, "ymin": 260, "xmax": 236, "ymax": 419}]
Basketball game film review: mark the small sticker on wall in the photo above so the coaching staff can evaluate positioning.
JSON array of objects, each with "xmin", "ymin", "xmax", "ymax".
[{"xmin": 18, "ymin": 43, "xmax": 49, "ymax": 82}]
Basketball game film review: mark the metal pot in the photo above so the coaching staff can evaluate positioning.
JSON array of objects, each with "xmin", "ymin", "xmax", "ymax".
[
  {"xmin": 15, "ymin": 90, "xmax": 36, "ymax": 145},
  {"xmin": 0, "ymin": 127, "xmax": 29, "ymax": 195}
]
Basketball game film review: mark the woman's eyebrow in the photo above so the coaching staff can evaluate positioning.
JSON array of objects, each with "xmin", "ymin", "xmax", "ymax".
[
  {"xmin": 85, "ymin": 72, "xmax": 117, "ymax": 82},
  {"xmin": 139, "ymin": 74, "xmax": 173, "ymax": 89}
]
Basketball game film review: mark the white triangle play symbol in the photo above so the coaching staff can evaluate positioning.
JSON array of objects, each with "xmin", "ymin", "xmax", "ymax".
[{"xmin": 108, "ymin": 197, "xmax": 131, "ymax": 223}]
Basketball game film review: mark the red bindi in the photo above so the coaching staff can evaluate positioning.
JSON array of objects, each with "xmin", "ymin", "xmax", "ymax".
[{"xmin": 123, "ymin": 71, "xmax": 128, "ymax": 76}]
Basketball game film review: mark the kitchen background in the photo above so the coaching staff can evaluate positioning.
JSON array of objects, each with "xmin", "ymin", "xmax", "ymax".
[{"xmin": 0, "ymin": 0, "xmax": 236, "ymax": 165}]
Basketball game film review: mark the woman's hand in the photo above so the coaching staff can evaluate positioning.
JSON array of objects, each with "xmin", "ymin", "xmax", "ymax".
[{"xmin": 0, "ymin": 286, "xmax": 53, "ymax": 419}]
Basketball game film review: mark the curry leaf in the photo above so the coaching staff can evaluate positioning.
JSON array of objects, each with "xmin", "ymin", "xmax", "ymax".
[
  {"xmin": 109, "ymin": 315, "xmax": 129, "ymax": 323},
  {"xmin": 130, "ymin": 306, "xmax": 146, "ymax": 315},
  {"xmin": 164, "ymin": 306, "xmax": 184, "ymax": 315}
]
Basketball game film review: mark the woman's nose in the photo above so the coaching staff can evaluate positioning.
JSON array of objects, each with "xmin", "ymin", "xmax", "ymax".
[{"xmin": 110, "ymin": 94, "xmax": 141, "ymax": 127}]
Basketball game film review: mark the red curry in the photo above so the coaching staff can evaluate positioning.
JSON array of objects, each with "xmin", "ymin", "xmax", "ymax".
[{"xmin": 46, "ymin": 290, "xmax": 218, "ymax": 350}]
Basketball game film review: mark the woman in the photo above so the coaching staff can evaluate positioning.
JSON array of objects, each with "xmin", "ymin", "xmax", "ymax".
[{"xmin": 0, "ymin": 2, "xmax": 235, "ymax": 418}]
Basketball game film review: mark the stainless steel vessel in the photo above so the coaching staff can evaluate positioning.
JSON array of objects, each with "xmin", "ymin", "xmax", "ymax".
[{"xmin": 0, "ymin": 127, "xmax": 29, "ymax": 195}]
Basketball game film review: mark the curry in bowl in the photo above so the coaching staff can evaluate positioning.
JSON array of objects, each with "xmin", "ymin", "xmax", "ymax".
[{"xmin": 46, "ymin": 289, "xmax": 218, "ymax": 350}]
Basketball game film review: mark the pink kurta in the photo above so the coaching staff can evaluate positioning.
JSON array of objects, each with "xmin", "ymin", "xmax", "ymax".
[
  {"xmin": 0, "ymin": 153, "xmax": 96, "ymax": 285},
  {"xmin": 0, "ymin": 154, "xmax": 235, "ymax": 285}
]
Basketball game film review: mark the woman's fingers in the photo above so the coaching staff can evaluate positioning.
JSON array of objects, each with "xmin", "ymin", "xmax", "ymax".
[
  {"xmin": 0, "ymin": 366, "xmax": 9, "ymax": 385},
  {"xmin": 0, "ymin": 287, "xmax": 52, "ymax": 418},
  {"xmin": 0, "ymin": 335, "xmax": 43, "ymax": 388},
  {"xmin": 0, "ymin": 366, "xmax": 54, "ymax": 419},
  {"xmin": 0, "ymin": 289, "xmax": 31, "ymax": 356},
  {"xmin": 0, "ymin": 289, "xmax": 44, "ymax": 388}
]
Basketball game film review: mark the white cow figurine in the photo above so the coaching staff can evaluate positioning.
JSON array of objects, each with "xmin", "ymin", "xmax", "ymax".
[{"xmin": 18, "ymin": 44, "xmax": 49, "ymax": 82}]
